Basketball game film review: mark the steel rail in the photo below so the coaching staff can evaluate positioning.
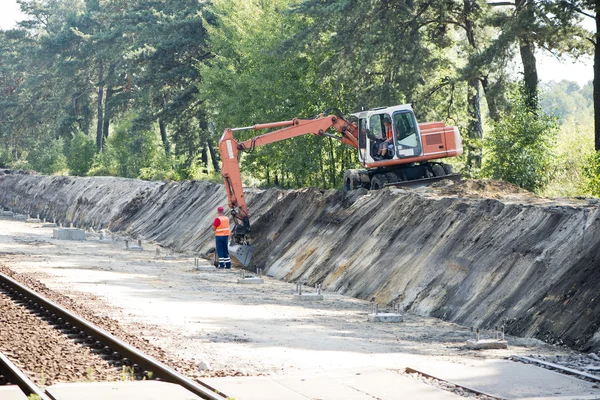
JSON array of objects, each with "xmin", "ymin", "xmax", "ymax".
[
  {"xmin": 0, "ymin": 350, "xmax": 51, "ymax": 400},
  {"xmin": 511, "ymin": 355, "xmax": 600, "ymax": 383},
  {"xmin": 0, "ymin": 273, "xmax": 227, "ymax": 400},
  {"xmin": 405, "ymin": 367, "xmax": 501, "ymax": 399}
]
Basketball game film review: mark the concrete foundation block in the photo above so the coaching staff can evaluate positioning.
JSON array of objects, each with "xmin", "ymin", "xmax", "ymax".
[
  {"xmin": 293, "ymin": 293, "xmax": 324, "ymax": 301},
  {"xmin": 42, "ymin": 223, "xmax": 58, "ymax": 228},
  {"xmin": 368, "ymin": 313, "xmax": 403, "ymax": 323},
  {"xmin": 126, "ymin": 246, "xmax": 144, "ymax": 251},
  {"xmin": 53, "ymin": 228, "xmax": 86, "ymax": 241},
  {"xmin": 26, "ymin": 218, "xmax": 41, "ymax": 223},
  {"xmin": 1, "ymin": 211, "xmax": 14, "ymax": 217},
  {"xmin": 13, "ymin": 214, "xmax": 27, "ymax": 220},
  {"xmin": 237, "ymin": 277, "xmax": 264, "ymax": 284},
  {"xmin": 196, "ymin": 265, "xmax": 217, "ymax": 271},
  {"xmin": 465, "ymin": 339, "xmax": 508, "ymax": 350}
]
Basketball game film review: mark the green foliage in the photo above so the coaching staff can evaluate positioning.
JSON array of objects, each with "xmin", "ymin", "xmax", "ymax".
[
  {"xmin": 26, "ymin": 137, "xmax": 68, "ymax": 175},
  {"xmin": 0, "ymin": 0, "xmax": 596, "ymax": 195},
  {"xmin": 482, "ymin": 90, "xmax": 559, "ymax": 192},
  {"xmin": 540, "ymin": 83, "xmax": 594, "ymax": 197},
  {"xmin": 66, "ymin": 129, "xmax": 96, "ymax": 176},
  {"xmin": 88, "ymin": 112, "xmax": 169, "ymax": 179},
  {"xmin": 582, "ymin": 151, "xmax": 600, "ymax": 197},
  {"xmin": 540, "ymin": 80, "xmax": 593, "ymax": 120}
]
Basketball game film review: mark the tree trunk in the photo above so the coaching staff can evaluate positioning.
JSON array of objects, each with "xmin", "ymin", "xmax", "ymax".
[
  {"xmin": 595, "ymin": 1, "xmax": 600, "ymax": 151},
  {"xmin": 102, "ymin": 86, "xmax": 113, "ymax": 140},
  {"xmin": 464, "ymin": 0, "xmax": 484, "ymax": 169},
  {"xmin": 158, "ymin": 118, "xmax": 170, "ymax": 155},
  {"xmin": 96, "ymin": 61, "xmax": 104, "ymax": 151},
  {"xmin": 519, "ymin": 39, "xmax": 538, "ymax": 110},
  {"xmin": 467, "ymin": 78, "xmax": 484, "ymax": 169},
  {"xmin": 517, "ymin": 0, "xmax": 538, "ymax": 110},
  {"xmin": 480, "ymin": 76, "xmax": 500, "ymax": 122},
  {"xmin": 207, "ymin": 139, "xmax": 220, "ymax": 173},
  {"xmin": 201, "ymin": 146, "xmax": 208, "ymax": 173}
]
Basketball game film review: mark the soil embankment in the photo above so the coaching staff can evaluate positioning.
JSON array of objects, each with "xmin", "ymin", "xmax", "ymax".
[{"xmin": 0, "ymin": 171, "xmax": 599, "ymax": 352}]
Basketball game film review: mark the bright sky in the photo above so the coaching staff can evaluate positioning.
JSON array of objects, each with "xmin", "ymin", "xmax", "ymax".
[{"xmin": 0, "ymin": 0, "xmax": 595, "ymax": 85}]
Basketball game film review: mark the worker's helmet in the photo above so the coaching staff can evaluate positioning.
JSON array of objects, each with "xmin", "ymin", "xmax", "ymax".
[{"xmin": 217, "ymin": 206, "xmax": 224, "ymax": 213}]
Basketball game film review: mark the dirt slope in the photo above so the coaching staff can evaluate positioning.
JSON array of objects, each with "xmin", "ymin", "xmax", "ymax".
[{"xmin": 1, "ymin": 172, "xmax": 599, "ymax": 352}]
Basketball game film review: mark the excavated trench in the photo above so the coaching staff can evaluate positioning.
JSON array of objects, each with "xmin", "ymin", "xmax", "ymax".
[{"xmin": 1, "ymin": 171, "xmax": 599, "ymax": 353}]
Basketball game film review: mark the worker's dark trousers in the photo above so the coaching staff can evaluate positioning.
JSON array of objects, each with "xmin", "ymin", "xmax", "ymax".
[{"xmin": 215, "ymin": 236, "xmax": 232, "ymax": 268}]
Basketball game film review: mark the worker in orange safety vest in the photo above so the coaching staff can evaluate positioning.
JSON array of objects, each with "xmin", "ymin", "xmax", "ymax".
[{"xmin": 212, "ymin": 206, "xmax": 232, "ymax": 268}]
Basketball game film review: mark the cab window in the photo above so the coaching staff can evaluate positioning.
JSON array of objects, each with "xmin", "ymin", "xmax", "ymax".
[{"xmin": 393, "ymin": 112, "xmax": 418, "ymax": 148}]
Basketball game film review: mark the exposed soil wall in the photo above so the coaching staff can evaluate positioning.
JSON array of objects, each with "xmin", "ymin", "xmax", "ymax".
[{"xmin": 1, "ymin": 172, "xmax": 599, "ymax": 352}]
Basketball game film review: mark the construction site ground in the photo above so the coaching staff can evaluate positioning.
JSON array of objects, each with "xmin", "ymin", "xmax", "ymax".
[{"xmin": 2, "ymin": 217, "xmax": 599, "ymax": 399}]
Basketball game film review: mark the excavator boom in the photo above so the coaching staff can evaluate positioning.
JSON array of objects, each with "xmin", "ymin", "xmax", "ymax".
[{"xmin": 219, "ymin": 113, "xmax": 358, "ymax": 234}]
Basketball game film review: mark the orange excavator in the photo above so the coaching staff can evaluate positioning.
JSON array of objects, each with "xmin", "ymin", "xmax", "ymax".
[{"xmin": 218, "ymin": 104, "xmax": 462, "ymax": 265}]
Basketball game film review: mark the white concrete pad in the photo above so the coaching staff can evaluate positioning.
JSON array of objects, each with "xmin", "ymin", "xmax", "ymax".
[
  {"xmin": 409, "ymin": 360, "xmax": 600, "ymax": 399},
  {"xmin": 52, "ymin": 228, "xmax": 86, "ymax": 240},
  {"xmin": 205, "ymin": 369, "xmax": 462, "ymax": 400},
  {"xmin": 293, "ymin": 293, "xmax": 324, "ymax": 301},
  {"xmin": 368, "ymin": 313, "xmax": 403, "ymax": 323},
  {"xmin": 465, "ymin": 339, "xmax": 508, "ymax": 349},
  {"xmin": 12, "ymin": 214, "xmax": 26, "ymax": 220},
  {"xmin": 26, "ymin": 218, "xmax": 41, "ymax": 223},
  {"xmin": 0, "ymin": 386, "xmax": 28, "ymax": 400},
  {"xmin": 45, "ymin": 380, "xmax": 203, "ymax": 400},
  {"xmin": 196, "ymin": 265, "xmax": 217, "ymax": 271},
  {"xmin": 204, "ymin": 376, "xmax": 310, "ymax": 400},
  {"xmin": 340, "ymin": 369, "xmax": 461, "ymax": 399},
  {"xmin": 237, "ymin": 277, "xmax": 264, "ymax": 284}
]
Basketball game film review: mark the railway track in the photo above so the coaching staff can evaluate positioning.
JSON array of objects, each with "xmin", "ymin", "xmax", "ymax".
[
  {"xmin": 0, "ymin": 272, "xmax": 227, "ymax": 400},
  {"xmin": 0, "ymin": 350, "xmax": 50, "ymax": 400}
]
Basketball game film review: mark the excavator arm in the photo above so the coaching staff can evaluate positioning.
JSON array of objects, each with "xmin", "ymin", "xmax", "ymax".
[{"xmin": 218, "ymin": 112, "xmax": 358, "ymax": 244}]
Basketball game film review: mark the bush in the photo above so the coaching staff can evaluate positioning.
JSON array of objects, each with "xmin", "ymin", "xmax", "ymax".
[
  {"xmin": 88, "ymin": 112, "xmax": 170, "ymax": 179},
  {"xmin": 66, "ymin": 129, "xmax": 96, "ymax": 176},
  {"xmin": 583, "ymin": 151, "xmax": 600, "ymax": 196},
  {"xmin": 482, "ymin": 91, "xmax": 558, "ymax": 192},
  {"xmin": 26, "ymin": 137, "xmax": 68, "ymax": 175},
  {"xmin": 542, "ymin": 115, "xmax": 594, "ymax": 197}
]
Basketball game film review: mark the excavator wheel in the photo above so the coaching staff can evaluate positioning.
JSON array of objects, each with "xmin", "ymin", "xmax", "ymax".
[
  {"xmin": 343, "ymin": 169, "xmax": 361, "ymax": 192},
  {"xmin": 442, "ymin": 163, "xmax": 454, "ymax": 175},
  {"xmin": 432, "ymin": 164, "xmax": 446, "ymax": 177},
  {"xmin": 385, "ymin": 172, "xmax": 399, "ymax": 185},
  {"xmin": 370, "ymin": 174, "xmax": 389, "ymax": 190}
]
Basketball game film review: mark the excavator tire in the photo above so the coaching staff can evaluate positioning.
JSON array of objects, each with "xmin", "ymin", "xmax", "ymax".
[
  {"xmin": 385, "ymin": 172, "xmax": 400, "ymax": 185},
  {"xmin": 370, "ymin": 174, "xmax": 388, "ymax": 190},
  {"xmin": 432, "ymin": 164, "xmax": 445, "ymax": 177},
  {"xmin": 343, "ymin": 169, "xmax": 361, "ymax": 192},
  {"xmin": 442, "ymin": 163, "xmax": 454, "ymax": 175}
]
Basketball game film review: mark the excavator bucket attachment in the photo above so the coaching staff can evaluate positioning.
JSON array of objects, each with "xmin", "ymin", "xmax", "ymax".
[{"xmin": 230, "ymin": 243, "xmax": 254, "ymax": 267}]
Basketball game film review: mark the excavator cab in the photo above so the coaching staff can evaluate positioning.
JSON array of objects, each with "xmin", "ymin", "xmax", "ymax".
[{"xmin": 353, "ymin": 105, "xmax": 423, "ymax": 164}]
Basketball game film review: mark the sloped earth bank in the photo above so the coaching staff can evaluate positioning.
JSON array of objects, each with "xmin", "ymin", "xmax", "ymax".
[{"xmin": 1, "ymin": 172, "xmax": 599, "ymax": 353}]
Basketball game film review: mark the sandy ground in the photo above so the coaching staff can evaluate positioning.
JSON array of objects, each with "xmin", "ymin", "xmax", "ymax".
[{"xmin": 0, "ymin": 217, "xmax": 574, "ymax": 379}]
